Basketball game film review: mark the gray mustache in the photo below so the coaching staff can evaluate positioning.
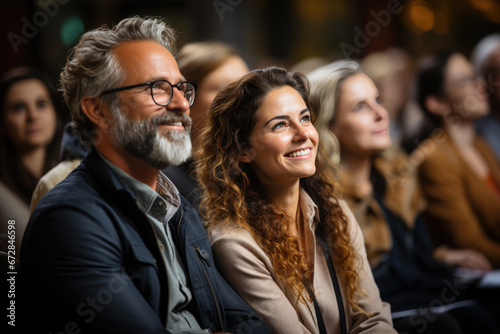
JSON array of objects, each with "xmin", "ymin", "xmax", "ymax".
[{"xmin": 151, "ymin": 112, "xmax": 192, "ymax": 131}]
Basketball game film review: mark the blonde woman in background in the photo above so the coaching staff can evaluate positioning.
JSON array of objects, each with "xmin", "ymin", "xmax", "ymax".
[{"xmin": 308, "ymin": 60, "xmax": 498, "ymax": 334}]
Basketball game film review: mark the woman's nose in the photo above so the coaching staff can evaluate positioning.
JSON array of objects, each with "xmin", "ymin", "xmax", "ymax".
[
  {"xmin": 294, "ymin": 125, "xmax": 310, "ymax": 141},
  {"xmin": 373, "ymin": 103, "xmax": 388, "ymax": 121},
  {"xmin": 27, "ymin": 105, "xmax": 38, "ymax": 121}
]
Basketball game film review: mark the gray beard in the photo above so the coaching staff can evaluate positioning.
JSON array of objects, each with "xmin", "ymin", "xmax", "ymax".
[{"xmin": 111, "ymin": 109, "xmax": 192, "ymax": 169}]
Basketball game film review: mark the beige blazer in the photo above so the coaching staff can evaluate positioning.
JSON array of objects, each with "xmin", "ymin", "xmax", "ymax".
[
  {"xmin": 29, "ymin": 159, "xmax": 82, "ymax": 213},
  {"xmin": 209, "ymin": 189, "xmax": 395, "ymax": 334},
  {"xmin": 417, "ymin": 133, "xmax": 500, "ymax": 267},
  {"xmin": 0, "ymin": 180, "xmax": 29, "ymax": 259}
]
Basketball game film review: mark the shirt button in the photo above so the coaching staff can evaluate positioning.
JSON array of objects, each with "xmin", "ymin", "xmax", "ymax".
[{"xmin": 157, "ymin": 201, "xmax": 165, "ymax": 207}]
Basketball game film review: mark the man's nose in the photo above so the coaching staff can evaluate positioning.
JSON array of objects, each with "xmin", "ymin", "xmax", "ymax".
[{"xmin": 167, "ymin": 88, "xmax": 190, "ymax": 115}]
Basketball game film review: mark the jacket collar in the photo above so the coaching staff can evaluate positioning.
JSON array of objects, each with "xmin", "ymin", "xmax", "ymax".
[
  {"xmin": 84, "ymin": 147, "xmax": 137, "ymax": 201},
  {"xmin": 299, "ymin": 187, "xmax": 320, "ymax": 230}
]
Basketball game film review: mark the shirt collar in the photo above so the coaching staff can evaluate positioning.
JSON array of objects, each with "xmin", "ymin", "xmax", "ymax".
[{"xmin": 96, "ymin": 150, "xmax": 180, "ymax": 220}]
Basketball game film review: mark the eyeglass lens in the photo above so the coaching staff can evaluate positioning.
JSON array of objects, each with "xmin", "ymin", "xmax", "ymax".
[{"xmin": 152, "ymin": 81, "xmax": 195, "ymax": 106}]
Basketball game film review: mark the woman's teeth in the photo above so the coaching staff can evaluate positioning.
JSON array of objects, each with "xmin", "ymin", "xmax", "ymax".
[{"xmin": 286, "ymin": 148, "xmax": 311, "ymax": 157}]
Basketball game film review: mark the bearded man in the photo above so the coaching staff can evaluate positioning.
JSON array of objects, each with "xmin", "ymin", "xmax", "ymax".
[{"xmin": 17, "ymin": 16, "xmax": 269, "ymax": 334}]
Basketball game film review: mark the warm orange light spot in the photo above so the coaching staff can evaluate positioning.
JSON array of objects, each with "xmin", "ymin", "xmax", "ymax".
[
  {"xmin": 467, "ymin": 0, "xmax": 494, "ymax": 11},
  {"xmin": 409, "ymin": 2, "xmax": 435, "ymax": 33},
  {"xmin": 484, "ymin": 1, "xmax": 500, "ymax": 22},
  {"xmin": 295, "ymin": 0, "xmax": 337, "ymax": 22}
]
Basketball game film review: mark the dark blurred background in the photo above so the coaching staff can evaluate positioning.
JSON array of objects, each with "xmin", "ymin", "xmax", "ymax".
[{"xmin": 2, "ymin": 0, "xmax": 499, "ymax": 120}]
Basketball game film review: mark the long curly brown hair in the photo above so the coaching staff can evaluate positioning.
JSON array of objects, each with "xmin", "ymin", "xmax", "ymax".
[{"xmin": 195, "ymin": 67, "xmax": 364, "ymax": 311}]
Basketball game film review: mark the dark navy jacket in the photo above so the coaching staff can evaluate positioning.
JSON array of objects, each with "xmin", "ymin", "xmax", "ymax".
[
  {"xmin": 18, "ymin": 149, "xmax": 270, "ymax": 334},
  {"xmin": 163, "ymin": 159, "xmax": 201, "ymax": 210}
]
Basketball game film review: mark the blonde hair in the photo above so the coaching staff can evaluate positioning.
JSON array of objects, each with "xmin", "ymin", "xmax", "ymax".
[{"xmin": 307, "ymin": 60, "xmax": 361, "ymax": 165}]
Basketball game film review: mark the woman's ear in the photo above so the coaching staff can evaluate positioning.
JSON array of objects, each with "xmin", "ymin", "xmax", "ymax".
[
  {"xmin": 425, "ymin": 95, "xmax": 448, "ymax": 117},
  {"xmin": 238, "ymin": 151, "xmax": 252, "ymax": 163},
  {"xmin": 81, "ymin": 97, "xmax": 112, "ymax": 130},
  {"xmin": 238, "ymin": 145, "xmax": 252, "ymax": 163}
]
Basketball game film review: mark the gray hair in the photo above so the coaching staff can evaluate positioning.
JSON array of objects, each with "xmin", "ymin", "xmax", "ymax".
[
  {"xmin": 471, "ymin": 33, "xmax": 500, "ymax": 77},
  {"xmin": 60, "ymin": 16, "xmax": 178, "ymax": 146},
  {"xmin": 307, "ymin": 60, "xmax": 361, "ymax": 165}
]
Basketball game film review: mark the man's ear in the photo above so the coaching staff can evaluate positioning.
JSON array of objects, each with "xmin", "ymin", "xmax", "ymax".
[
  {"xmin": 425, "ymin": 95, "xmax": 449, "ymax": 117},
  {"xmin": 81, "ymin": 97, "xmax": 112, "ymax": 130}
]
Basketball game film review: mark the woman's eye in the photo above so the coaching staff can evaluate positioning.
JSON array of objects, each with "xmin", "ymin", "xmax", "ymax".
[
  {"xmin": 354, "ymin": 103, "xmax": 367, "ymax": 111},
  {"xmin": 11, "ymin": 104, "xmax": 26, "ymax": 112},
  {"xmin": 301, "ymin": 114, "xmax": 311, "ymax": 123},
  {"xmin": 272, "ymin": 122, "xmax": 287, "ymax": 130},
  {"xmin": 375, "ymin": 97, "xmax": 382, "ymax": 104},
  {"xmin": 36, "ymin": 100, "xmax": 48, "ymax": 108}
]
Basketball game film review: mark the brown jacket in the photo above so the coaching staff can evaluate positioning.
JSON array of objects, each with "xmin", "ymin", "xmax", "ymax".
[
  {"xmin": 416, "ymin": 132, "xmax": 500, "ymax": 267},
  {"xmin": 209, "ymin": 189, "xmax": 395, "ymax": 334},
  {"xmin": 337, "ymin": 149, "xmax": 426, "ymax": 268}
]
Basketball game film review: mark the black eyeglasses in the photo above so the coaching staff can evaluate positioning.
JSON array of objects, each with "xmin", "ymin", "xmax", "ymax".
[{"xmin": 100, "ymin": 80, "xmax": 196, "ymax": 107}]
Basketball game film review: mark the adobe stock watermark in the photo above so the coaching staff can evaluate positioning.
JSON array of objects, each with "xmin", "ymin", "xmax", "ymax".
[
  {"xmin": 399, "ymin": 277, "xmax": 471, "ymax": 334},
  {"xmin": 7, "ymin": 0, "xmax": 71, "ymax": 54},
  {"xmin": 213, "ymin": 0, "xmax": 243, "ymax": 22},
  {"xmin": 339, "ymin": 0, "xmax": 410, "ymax": 59},
  {"xmin": 45, "ymin": 271, "xmax": 130, "ymax": 334}
]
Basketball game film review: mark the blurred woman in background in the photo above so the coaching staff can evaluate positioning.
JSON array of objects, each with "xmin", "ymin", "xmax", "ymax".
[
  {"xmin": 0, "ymin": 67, "xmax": 63, "ymax": 257},
  {"xmin": 308, "ymin": 59, "xmax": 497, "ymax": 334},
  {"xmin": 414, "ymin": 50, "xmax": 500, "ymax": 268},
  {"xmin": 163, "ymin": 41, "xmax": 249, "ymax": 208}
]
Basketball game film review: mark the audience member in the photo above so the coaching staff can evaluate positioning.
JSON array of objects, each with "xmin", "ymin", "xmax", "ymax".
[
  {"xmin": 471, "ymin": 33, "xmax": 500, "ymax": 162},
  {"xmin": 0, "ymin": 67, "xmax": 63, "ymax": 258},
  {"xmin": 308, "ymin": 60, "xmax": 498, "ymax": 334},
  {"xmin": 30, "ymin": 122, "xmax": 88, "ymax": 212},
  {"xmin": 18, "ymin": 16, "xmax": 270, "ymax": 334},
  {"xmin": 414, "ymin": 50, "xmax": 500, "ymax": 268},
  {"xmin": 164, "ymin": 41, "xmax": 249, "ymax": 208},
  {"xmin": 361, "ymin": 48, "xmax": 424, "ymax": 149},
  {"xmin": 196, "ymin": 67, "xmax": 396, "ymax": 333}
]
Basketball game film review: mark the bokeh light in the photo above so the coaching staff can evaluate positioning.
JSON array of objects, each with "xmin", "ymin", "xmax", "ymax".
[
  {"xmin": 408, "ymin": 1, "xmax": 435, "ymax": 34},
  {"xmin": 484, "ymin": 1, "xmax": 500, "ymax": 23},
  {"xmin": 467, "ymin": 0, "xmax": 495, "ymax": 11},
  {"xmin": 60, "ymin": 16, "xmax": 84, "ymax": 47}
]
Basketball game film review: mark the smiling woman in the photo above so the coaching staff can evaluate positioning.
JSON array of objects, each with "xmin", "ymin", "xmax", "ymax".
[
  {"xmin": 196, "ymin": 66, "xmax": 396, "ymax": 334},
  {"xmin": 246, "ymin": 86, "xmax": 319, "ymax": 185}
]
